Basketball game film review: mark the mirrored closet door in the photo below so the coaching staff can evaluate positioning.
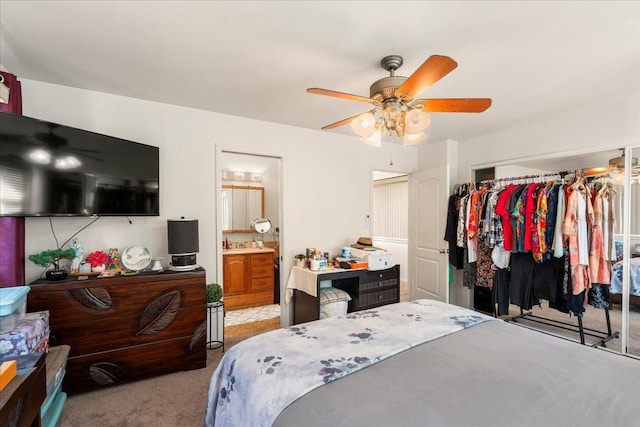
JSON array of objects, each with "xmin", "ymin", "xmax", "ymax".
[
  {"xmin": 481, "ymin": 146, "xmax": 638, "ymax": 356},
  {"xmin": 627, "ymin": 146, "xmax": 639, "ymax": 357}
]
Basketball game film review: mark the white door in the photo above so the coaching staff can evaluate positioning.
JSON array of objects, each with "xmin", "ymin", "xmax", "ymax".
[{"xmin": 409, "ymin": 165, "xmax": 449, "ymax": 302}]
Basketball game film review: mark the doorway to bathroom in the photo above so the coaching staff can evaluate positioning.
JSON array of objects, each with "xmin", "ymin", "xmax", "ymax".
[{"xmin": 218, "ymin": 150, "xmax": 282, "ymax": 332}]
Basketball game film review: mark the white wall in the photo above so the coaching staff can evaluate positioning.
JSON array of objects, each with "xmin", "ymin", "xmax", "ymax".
[
  {"xmin": 457, "ymin": 95, "xmax": 640, "ymax": 182},
  {"xmin": 19, "ymin": 79, "xmax": 418, "ymax": 324}
]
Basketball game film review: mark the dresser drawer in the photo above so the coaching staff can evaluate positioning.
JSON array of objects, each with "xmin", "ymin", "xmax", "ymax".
[
  {"xmin": 359, "ymin": 277, "xmax": 398, "ymax": 291},
  {"xmin": 50, "ymin": 305, "xmax": 205, "ymax": 357},
  {"xmin": 358, "ymin": 288, "xmax": 398, "ymax": 309},
  {"xmin": 360, "ymin": 266, "xmax": 399, "ymax": 284},
  {"xmin": 28, "ymin": 278, "xmax": 204, "ymax": 325},
  {"xmin": 251, "ymin": 276, "xmax": 273, "ymax": 292},
  {"xmin": 251, "ymin": 264, "xmax": 273, "ymax": 278},
  {"xmin": 64, "ymin": 335, "xmax": 205, "ymax": 394},
  {"xmin": 251, "ymin": 253, "xmax": 274, "ymax": 266}
]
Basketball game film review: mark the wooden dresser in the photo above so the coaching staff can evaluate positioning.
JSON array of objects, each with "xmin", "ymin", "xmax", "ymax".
[
  {"xmin": 223, "ymin": 248, "xmax": 275, "ymax": 311},
  {"xmin": 27, "ymin": 269, "xmax": 206, "ymax": 395}
]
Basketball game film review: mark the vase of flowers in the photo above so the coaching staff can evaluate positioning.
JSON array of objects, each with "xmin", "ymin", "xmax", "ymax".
[{"xmin": 86, "ymin": 250, "xmax": 109, "ymax": 273}]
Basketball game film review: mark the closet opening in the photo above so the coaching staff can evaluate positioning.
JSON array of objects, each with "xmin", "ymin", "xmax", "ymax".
[{"xmin": 458, "ymin": 147, "xmax": 639, "ymax": 355}]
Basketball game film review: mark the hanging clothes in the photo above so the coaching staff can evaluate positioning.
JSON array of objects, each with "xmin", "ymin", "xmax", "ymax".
[
  {"xmin": 496, "ymin": 184, "xmax": 518, "ymax": 252},
  {"xmin": 552, "ymin": 184, "xmax": 566, "ymax": 258},
  {"xmin": 562, "ymin": 178, "xmax": 594, "ymax": 296},
  {"xmin": 448, "ymin": 171, "xmax": 614, "ymax": 317},
  {"xmin": 444, "ymin": 192, "xmax": 464, "ymax": 269},
  {"xmin": 589, "ymin": 186, "xmax": 614, "ymax": 285},
  {"xmin": 588, "ymin": 183, "xmax": 616, "ymax": 309}
]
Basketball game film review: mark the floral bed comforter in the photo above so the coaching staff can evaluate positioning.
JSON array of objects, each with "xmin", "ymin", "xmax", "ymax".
[{"xmin": 204, "ymin": 299, "xmax": 495, "ymax": 427}]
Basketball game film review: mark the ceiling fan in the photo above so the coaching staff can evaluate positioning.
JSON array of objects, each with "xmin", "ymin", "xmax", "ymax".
[
  {"xmin": 4, "ymin": 122, "xmax": 102, "ymax": 168},
  {"xmin": 307, "ymin": 54, "xmax": 492, "ymax": 146}
]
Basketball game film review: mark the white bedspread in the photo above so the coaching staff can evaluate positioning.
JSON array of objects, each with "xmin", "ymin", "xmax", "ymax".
[{"xmin": 204, "ymin": 299, "xmax": 495, "ymax": 427}]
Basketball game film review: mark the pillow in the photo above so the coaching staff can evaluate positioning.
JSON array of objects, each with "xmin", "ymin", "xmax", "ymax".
[
  {"xmin": 320, "ymin": 300, "xmax": 349, "ymax": 319},
  {"xmin": 319, "ymin": 287, "xmax": 351, "ymax": 305}
]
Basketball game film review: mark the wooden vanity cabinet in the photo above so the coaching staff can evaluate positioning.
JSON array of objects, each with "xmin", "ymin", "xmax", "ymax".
[{"xmin": 223, "ymin": 249, "xmax": 274, "ymax": 310}]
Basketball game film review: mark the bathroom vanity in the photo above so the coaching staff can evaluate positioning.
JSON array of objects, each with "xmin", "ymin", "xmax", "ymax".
[{"xmin": 223, "ymin": 247, "xmax": 275, "ymax": 311}]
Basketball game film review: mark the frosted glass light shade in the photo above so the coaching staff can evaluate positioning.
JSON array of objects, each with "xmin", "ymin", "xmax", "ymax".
[
  {"xmin": 361, "ymin": 131, "xmax": 382, "ymax": 147},
  {"xmin": 28, "ymin": 149, "xmax": 51, "ymax": 164},
  {"xmin": 351, "ymin": 112, "xmax": 376, "ymax": 137},
  {"xmin": 55, "ymin": 156, "xmax": 81, "ymax": 169},
  {"xmin": 404, "ymin": 109, "xmax": 431, "ymax": 135}
]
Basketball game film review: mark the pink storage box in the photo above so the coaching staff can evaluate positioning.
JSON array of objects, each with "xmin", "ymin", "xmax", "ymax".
[{"xmin": 0, "ymin": 310, "xmax": 50, "ymax": 358}]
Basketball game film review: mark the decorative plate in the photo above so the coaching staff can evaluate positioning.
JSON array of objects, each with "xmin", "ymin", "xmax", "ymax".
[{"xmin": 121, "ymin": 245, "xmax": 152, "ymax": 271}]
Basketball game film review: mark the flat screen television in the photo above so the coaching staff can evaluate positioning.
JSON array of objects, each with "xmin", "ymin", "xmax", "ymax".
[{"xmin": 0, "ymin": 111, "xmax": 159, "ymax": 217}]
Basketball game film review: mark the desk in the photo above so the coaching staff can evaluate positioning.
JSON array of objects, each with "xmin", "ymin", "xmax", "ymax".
[
  {"xmin": 0, "ymin": 352, "xmax": 46, "ymax": 427},
  {"xmin": 287, "ymin": 265, "xmax": 400, "ymax": 324}
]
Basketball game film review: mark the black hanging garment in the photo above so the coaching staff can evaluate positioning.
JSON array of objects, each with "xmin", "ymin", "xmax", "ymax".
[{"xmin": 444, "ymin": 193, "xmax": 464, "ymax": 269}]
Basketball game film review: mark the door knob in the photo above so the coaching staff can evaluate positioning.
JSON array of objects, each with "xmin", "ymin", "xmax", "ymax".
[{"xmin": 438, "ymin": 249, "xmax": 446, "ymax": 254}]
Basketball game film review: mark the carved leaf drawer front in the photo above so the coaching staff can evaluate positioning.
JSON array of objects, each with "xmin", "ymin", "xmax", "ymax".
[{"xmin": 26, "ymin": 270, "xmax": 207, "ymax": 394}]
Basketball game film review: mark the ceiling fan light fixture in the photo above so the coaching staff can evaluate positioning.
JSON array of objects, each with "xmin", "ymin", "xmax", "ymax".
[
  {"xmin": 404, "ymin": 131, "xmax": 427, "ymax": 146},
  {"xmin": 611, "ymin": 168, "xmax": 625, "ymax": 185},
  {"xmin": 361, "ymin": 131, "xmax": 382, "ymax": 147},
  {"xmin": 28, "ymin": 149, "xmax": 52, "ymax": 164},
  {"xmin": 350, "ymin": 112, "xmax": 376, "ymax": 137},
  {"xmin": 308, "ymin": 54, "xmax": 491, "ymax": 147},
  {"xmin": 404, "ymin": 109, "xmax": 431, "ymax": 135},
  {"xmin": 55, "ymin": 155, "xmax": 82, "ymax": 170},
  {"xmin": 609, "ymin": 149, "xmax": 638, "ymax": 168}
]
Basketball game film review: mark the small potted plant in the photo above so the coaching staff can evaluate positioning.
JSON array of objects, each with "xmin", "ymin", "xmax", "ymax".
[
  {"xmin": 86, "ymin": 250, "xmax": 109, "ymax": 273},
  {"xmin": 206, "ymin": 283, "xmax": 223, "ymax": 305},
  {"xmin": 294, "ymin": 254, "xmax": 306, "ymax": 268},
  {"xmin": 29, "ymin": 248, "xmax": 76, "ymax": 281}
]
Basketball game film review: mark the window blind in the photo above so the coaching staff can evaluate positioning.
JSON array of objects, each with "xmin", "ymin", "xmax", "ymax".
[{"xmin": 372, "ymin": 176, "xmax": 408, "ymax": 240}]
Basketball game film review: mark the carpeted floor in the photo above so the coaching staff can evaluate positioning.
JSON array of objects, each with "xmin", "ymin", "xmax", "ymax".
[{"xmin": 59, "ymin": 319, "xmax": 281, "ymax": 427}]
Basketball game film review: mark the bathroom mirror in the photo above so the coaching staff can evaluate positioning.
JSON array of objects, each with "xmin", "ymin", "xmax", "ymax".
[{"xmin": 222, "ymin": 185, "xmax": 264, "ymax": 233}]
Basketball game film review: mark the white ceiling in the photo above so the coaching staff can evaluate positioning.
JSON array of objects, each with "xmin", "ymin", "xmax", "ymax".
[{"xmin": 1, "ymin": 1, "xmax": 639, "ymax": 146}]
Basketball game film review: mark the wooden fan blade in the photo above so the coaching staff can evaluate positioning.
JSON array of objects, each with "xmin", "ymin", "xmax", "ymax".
[
  {"xmin": 395, "ymin": 55, "xmax": 458, "ymax": 100},
  {"xmin": 417, "ymin": 98, "xmax": 492, "ymax": 113},
  {"xmin": 321, "ymin": 112, "xmax": 368, "ymax": 130},
  {"xmin": 307, "ymin": 88, "xmax": 377, "ymax": 105}
]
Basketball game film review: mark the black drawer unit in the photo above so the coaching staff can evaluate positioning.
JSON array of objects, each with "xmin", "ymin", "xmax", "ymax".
[
  {"xmin": 293, "ymin": 264, "xmax": 401, "ymax": 324},
  {"xmin": 350, "ymin": 265, "xmax": 400, "ymax": 311},
  {"xmin": 359, "ymin": 288, "xmax": 399, "ymax": 309}
]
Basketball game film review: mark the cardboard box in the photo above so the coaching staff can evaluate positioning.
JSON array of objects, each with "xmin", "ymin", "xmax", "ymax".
[
  {"xmin": 350, "ymin": 248, "xmax": 394, "ymax": 271},
  {"xmin": 0, "ymin": 360, "xmax": 17, "ymax": 390}
]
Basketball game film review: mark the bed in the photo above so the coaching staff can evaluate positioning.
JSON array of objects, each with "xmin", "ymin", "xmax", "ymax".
[
  {"xmin": 204, "ymin": 299, "xmax": 640, "ymax": 427},
  {"xmin": 610, "ymin": 257, "xmax": 640, "ymax": 305}
]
